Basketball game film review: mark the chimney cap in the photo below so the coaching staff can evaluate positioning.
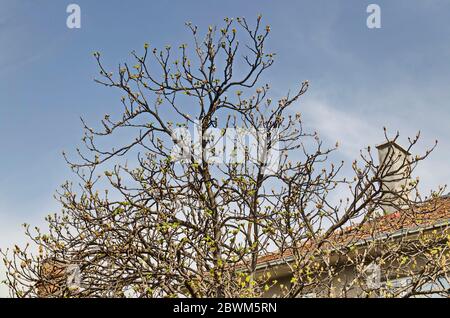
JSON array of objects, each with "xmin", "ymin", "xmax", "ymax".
[{"xmin": 376, "ymin": 140, "xmax": 411, "ymax": 155}]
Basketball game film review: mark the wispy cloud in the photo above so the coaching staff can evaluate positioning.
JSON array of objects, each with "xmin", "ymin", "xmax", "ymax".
[
  {"xmin": 298, "ymin": 88, "xmax": 450, "ymax": 197},
  {"xmin": 301, "ymin": 97, "xmax": 379, "ymax": 159}
]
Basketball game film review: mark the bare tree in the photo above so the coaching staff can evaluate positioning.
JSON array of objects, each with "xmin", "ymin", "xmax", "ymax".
[{"xmin": 2, "ymin": 16, "xmax": 449, "ymax": 298}]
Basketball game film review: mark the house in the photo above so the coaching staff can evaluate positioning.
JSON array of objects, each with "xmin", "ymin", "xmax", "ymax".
[{"xmin": 258, "ymin": 142, "xmax": 450, "ymax": 298}]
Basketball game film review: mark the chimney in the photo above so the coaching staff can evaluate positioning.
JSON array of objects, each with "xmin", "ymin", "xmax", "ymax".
[{"xmin": 376, "ymin": 141, "xmax": 412, "ymax": 214}]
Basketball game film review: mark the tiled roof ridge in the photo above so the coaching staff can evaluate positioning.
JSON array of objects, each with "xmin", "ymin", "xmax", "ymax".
[{"xmin": 254, "ymin": 196, "xmax": 450, "ymax": 266}]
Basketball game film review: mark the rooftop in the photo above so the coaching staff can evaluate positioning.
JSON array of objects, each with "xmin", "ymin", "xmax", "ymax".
[{"xmin": 255, "ymin": 196, "xmax": 450, "ymax": 266}]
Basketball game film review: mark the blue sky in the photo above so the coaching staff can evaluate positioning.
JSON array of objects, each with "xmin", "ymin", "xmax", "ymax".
[{"xmin": 1, "ymin": 0, "xmax": 450, "ymax": 296}]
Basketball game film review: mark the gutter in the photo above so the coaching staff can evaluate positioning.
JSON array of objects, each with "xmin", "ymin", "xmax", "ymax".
[{"xmin": 255, "ymin": 217, "xmax": 450, "ymax": 271}]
